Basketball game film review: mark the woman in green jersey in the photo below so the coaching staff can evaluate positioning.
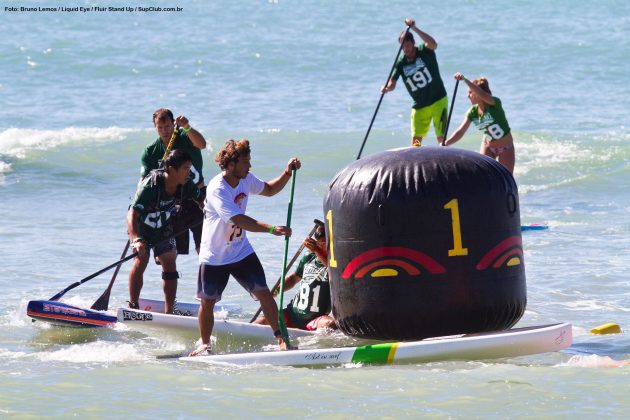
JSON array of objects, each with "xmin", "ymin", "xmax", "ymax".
[{"xmin": 444, "ymin": 73, "xmax": 515, "ymax": 174}]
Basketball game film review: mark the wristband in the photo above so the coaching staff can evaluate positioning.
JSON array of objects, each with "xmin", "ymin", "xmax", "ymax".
[
  {"xmin": 132, "ymin": 237, "xmax": 145, "ymax": 244},
  {"xmin": 274, "ymin": 329, "xmax": 282, "ymax": 338},
  {"xmin": 182, "ymin": 126, "xmax": 192, "ymax": 133},
  {"xmin": 269, "ymin": 225, "xmax": 276, "ymax": 234}
]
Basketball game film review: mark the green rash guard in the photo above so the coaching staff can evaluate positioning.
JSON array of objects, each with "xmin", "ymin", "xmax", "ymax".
[
  {"xmin": 466, "ymin": 97, "xmax": 511, "ymax": 141},
  {"xmin": 286, "ymin": 252, "xmax": 331, "ymax": 328},
  {"xmin": 140, "ymin": 128, "xmax": 204, "ymax": 185},
  {"xmin": 130, "ymin": 171, "xmax": 201, "ymax": 245},
  {"xmin": 391, "ymin": 45, "xmax": 447, "ymax": 109}
]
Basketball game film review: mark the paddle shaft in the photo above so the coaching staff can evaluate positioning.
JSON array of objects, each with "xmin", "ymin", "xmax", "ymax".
[
  {"xmin": 49, "ymin": 219, "xmax": 202, "ymax": 302},
  {"xmin": 356, "ymin": 25, "xmax": 411, "ymax": 160},
  {"xmin": 441, "ymin": 79, "xmax": 459, "ymax": 146},
  {"xmin": 277, "ymin": 167, "xmax": 297, "ymax": 347},
  {"xmin": 249, "ymin": 221, "xmax": 319, "ymax": 323}
]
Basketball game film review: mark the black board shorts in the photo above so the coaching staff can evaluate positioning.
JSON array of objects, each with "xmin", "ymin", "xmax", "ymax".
[
  {"xmin": 172, "ymin": 199, "xmax": 203, "ymax": 255},
  {"xmin": 197, "ymin": 253, "xmax": 268, "ymax": 302}
]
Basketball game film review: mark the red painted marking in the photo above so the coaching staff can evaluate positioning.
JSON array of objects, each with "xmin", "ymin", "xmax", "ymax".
[
  {"xmin": 27, "ymin": 311, "xmax": 115, "ymax": 327},
  {"xmin": 342, "ymin": 247, "xmax": 446, "ymax": 278},
  {"xmin": 476, "ymin": 236, "xmax": 523, "ymax": 270}
]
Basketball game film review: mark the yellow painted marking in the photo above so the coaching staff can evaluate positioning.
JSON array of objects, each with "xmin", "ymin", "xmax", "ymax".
[
  {"xmin": 326, "ymin": 209, "xmax": 337, "ymax": 268},
  {"xmin": 443, "ymin": 198, "xmax": 469, "ymax": 257},
  {"xmin": 506, "ymin": 257, "xmax": 521, "ymax": 266},
  {"xmin": 387, "ymin": 342, "xmax": 400, "ymax": 364},
  {"xmin": 371, "ymin": 268, "xmax": 399, "ymax": 277}
]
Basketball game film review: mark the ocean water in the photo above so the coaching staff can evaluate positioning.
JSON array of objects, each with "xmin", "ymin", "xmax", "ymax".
[{"xmin": 1, "ymin": 0, "xmax": 629, "ymax": 418}]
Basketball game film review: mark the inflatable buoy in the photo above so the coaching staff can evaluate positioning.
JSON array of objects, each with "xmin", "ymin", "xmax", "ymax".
[{"xmin": 324, "ymin": 147, "xmax": 526, "ymax": 340}]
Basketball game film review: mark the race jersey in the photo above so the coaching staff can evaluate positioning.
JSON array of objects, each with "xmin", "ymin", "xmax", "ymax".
[
  {"xmin": 140, "ymin": 128, "xmax": 204, "ymax": 185},
  {"xmin": 199, "ymin": 172, "xmax": 265, "ymax": 265},
  {"xmin": 286, "ymin": 252, "xmax": 331, "ymax": 328},
  {"xmin": 130, "ymin": 171, "xmax": 201, "ymax": 245},
  {"xmin": 466, "ymin": 97, "xmax": 511, "ymax": 141},
  {"xmin": 391, "ymin": 45, "xmax": 447, "ymax": 109}
]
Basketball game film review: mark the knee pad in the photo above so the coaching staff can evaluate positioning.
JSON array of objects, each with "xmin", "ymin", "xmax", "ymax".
[{"xmin": 162, "ymin": 271, "xmax": 180, "ymax": 281}]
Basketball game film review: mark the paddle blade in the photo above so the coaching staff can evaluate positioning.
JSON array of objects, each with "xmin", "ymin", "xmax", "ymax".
[{"xmin": 90, "ymin": 289, "xmax": 111, "ymax": 311}]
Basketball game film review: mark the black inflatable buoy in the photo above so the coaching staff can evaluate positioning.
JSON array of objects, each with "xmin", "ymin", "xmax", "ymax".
[{"xmin": 323, "ymin": 147, "xmax": 526, "ymax": 340}]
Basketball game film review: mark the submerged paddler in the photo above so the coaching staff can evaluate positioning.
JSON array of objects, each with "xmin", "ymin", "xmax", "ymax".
[
  {"xmin": 141, "ymin": 108, "xmax": 207, "ymax": 256},
  {"xmin": 127, "ymin": 149, "xmax": 203, "ymax": 314},
  {"xmin": 189, "ymin": 139, "xmax": 301, "ymax": 356},
  {"xmin": 443, "ymin": 73, "xmax": 516, "ymax": 174},
  {"xmin": 381, "ymin": 18, "xmax": 448, "ymax": 147},
  {"xmin": 254, "ymin": 221, "xmax": 336, "ymax": 331}
]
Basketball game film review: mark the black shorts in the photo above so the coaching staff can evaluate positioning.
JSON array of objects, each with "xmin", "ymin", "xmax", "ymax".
[
  {"xmin": 197, "ymin": 253, "xmax": 268, "ymax": 302},
  {"xmin": 172, "ymin": 198, "xmax": 203, "ymax": 255}
]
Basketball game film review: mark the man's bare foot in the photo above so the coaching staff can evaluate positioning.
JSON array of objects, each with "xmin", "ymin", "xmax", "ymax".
[{"xmin": 188, "ymin": 343, "xmax": 212, "ymax": 356}]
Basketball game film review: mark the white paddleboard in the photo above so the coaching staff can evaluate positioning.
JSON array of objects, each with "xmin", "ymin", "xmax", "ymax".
[
  {"xmin": 180, "ymin": 323, "xmax": 572, "ymax": 367},
  {"xmin": 136, "ymin": 298, "xmax": 240, "ymax": 317},
  {"xmin": 117, "ymin": 307, "xmax": 315, "ymax": 344}
]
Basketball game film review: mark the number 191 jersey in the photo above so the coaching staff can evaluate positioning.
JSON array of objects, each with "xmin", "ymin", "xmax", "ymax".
[{"xmin": 391, "ymin": 45, "xmax": 447, "ymax": 109}]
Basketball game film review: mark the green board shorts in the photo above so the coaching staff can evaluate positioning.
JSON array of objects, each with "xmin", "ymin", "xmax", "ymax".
[{"xmin": 411, "ymin": 96, "xmax": 448, "ymax": 139}]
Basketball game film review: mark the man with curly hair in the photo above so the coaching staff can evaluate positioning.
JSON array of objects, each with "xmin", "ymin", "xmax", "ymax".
[{"xmin": 190, "ymin": 139, "xmax": 301, "ymax": 355}]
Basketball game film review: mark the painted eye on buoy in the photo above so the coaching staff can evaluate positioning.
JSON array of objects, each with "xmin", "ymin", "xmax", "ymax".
[
  {"xmin": 342, "ymin": 247, "xmax": 447, "ymax": 279},
  {"xmin": 476, "ymin": 236, "xmax": 524, "ymax": 270}
]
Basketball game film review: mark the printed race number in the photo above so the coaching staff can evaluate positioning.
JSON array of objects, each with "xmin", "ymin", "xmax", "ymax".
[
  {"xmin": 486, "ymin": 123, "xmax": 505, "ymax": 140},
  {"xmin": 405, "ymin": 68, "xmax": 433, "ymax": 92}
]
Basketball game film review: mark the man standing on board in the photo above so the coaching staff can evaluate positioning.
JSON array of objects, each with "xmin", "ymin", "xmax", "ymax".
[
  {"xmin": 381, "ymin": 18, "xmax": 448, "ymax": 147},
  {"xmin": 127, "ymin": 150, "xmax": 202, "ymax": 314},
  {"xmin": 190, "ymin": 139, "xmax": 301, "ymax": 355},
  {"xmin": 141, "ymin": 108, "xmax": 207, "ymax": 256}
]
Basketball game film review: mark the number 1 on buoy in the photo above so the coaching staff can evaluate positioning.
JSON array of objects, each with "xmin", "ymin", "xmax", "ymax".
[{"xmin": 444, "ymin": 198, "xmax": 468, "ymax": 257}]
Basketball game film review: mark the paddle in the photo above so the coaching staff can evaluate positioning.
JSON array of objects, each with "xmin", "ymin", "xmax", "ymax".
[
  {"xmin": 441, "ymin": 79, "xmax": 459, "ymax": 146},
  {"xmin": 48, "ymin": 220, "xmax": 202, "ymax": 302},
  {"xmin": 356, "ymin": 25, "xmax": 411, "ymax": 160},
  {"xmin": 249, "ymin": 219, "xmax": 322, "ymax": 323},
  {"xmin": 277, "ymin": 167, "xmax": 297, "ymax": 348},
  {"xmin": 90, "ymin": 240, "xmax": 130, "ymax": 311},
  {"xmin": 89, "ymin": 124, "xmax": 181, "ymax": 310}
]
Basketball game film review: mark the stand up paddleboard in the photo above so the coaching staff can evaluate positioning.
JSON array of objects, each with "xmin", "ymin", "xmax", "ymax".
[
  {"xmin": 180, "ymin": 323, "xmax": 572, "ymax": 367},
  {"xmin": 26, "ymin": 298, "xmax": 238, "ymax": 328},
  {"xmin": 521, "ymin": 223, "xmax": 549, "ymax": 231},
  {"xmin": 117, "ymin": 307, "xmax": 315, "ymax": 344}
]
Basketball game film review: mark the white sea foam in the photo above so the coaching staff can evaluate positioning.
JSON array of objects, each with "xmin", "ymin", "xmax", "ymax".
[
  {"xmin": 562, "ymin": 354, "xmax": 629, "ymax": 368},
  {"xmin": 0, "ymin": 126, "xmax": 139, "ymax": 159},
  {"xmin": 36, "ymin": 341, "xmax": 144, "ymax": 363}
]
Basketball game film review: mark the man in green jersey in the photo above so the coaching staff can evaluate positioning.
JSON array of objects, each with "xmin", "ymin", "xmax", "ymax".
[
  {"xmin": 381, "ymin": 18, "xmax": 448, "ymax": 147},
  {"xmin": 254, "ymin": 222, "xmax": 336, "ymax": 331},
  {"xmin": 127, "ymin": 149, "xmax": 202, "ymax": 314},
  {"xmin": 141, "ymin": 108, "xmax": 206, "ymax": 255}
]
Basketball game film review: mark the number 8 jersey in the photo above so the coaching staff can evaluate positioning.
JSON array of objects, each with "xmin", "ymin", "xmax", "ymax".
[
  {"xmin": 391, "ymin": 44, "xmax": 447, "ymax": 109},
  {"xmin": 466, "ymin": 97, "xmax": 511, "ymax": 141}
]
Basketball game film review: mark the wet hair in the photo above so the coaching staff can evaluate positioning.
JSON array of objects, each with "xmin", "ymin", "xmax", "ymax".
[
  {"xmin": 472, "ymin": 77, "xmax": 492, "ymax": 95},
  {"xmin": 399, "ymin": 31, "xmax": 415, "ymax": 45},
  {"xmin": 153, "ymin": 108, "xmax": 174, "ymax": 125},
  {"xmin": 215, "ymin": 139, "xmax": 251, "ymax": 170},
  {"xmin": 313, "ymin": 220, "xmax": 325, "ymax": 240},
  {"xmin": 164, "ymin": 149, "xmax": 192, "ymax": 170}
]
